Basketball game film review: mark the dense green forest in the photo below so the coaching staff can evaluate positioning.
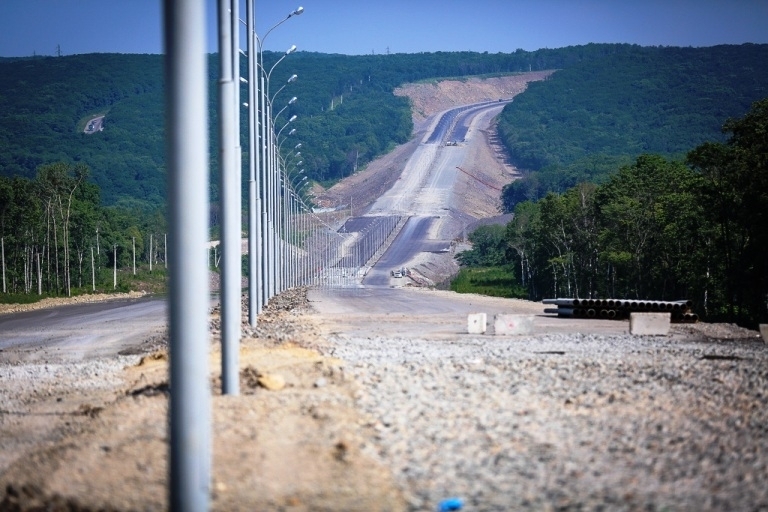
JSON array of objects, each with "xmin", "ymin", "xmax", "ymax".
[
  {"xmin": 3, "ymin": 44, "xmax": 766, "ymax": 211},
  {"xmin": 459, "ymin": 99, "xmax": 768, "ymax": 328},
  {"xmin": 3, "ymin": 44, "xmax": 767, "ymax": 316},
  {"xmin": 0, "ymin": 163, "xmax": 168, "ymax": 298},
  {"xmin": 498, "ymin": 44, "xmax": 768, "ymax": 210},
  {"xmin": 2, "ymin": 47, "xmax": 594, "ymax": 206}
]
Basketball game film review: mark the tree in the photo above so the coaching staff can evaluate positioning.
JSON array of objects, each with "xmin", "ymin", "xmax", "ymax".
[
  {"xmin": 505, "ymin": 200, "xmax": 541, "ymax": 299},
  {"xmin": 688, "ymin": 98, "xmax": 768, "ymax": 326},
  {"xmin": 595, "ymin": 155, "xmax": 704, "ymax": 300},
  {"xmin": 36, "ymin": 162, "xmax": 89, "ymax": 296},
  {"xmin": 457, "ymin": 224, "xmax": 508, "ymax": 267}
]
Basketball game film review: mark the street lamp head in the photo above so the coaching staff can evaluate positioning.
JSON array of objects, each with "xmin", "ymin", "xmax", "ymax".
[
  {"xmin": 293, "ymin": 6, "xmax": 304, "ymax": 16},
  {"xmin": 288, "ymin": 115, "xmax": 298, "ymax": 122},
  {"xmin": 239, "ymin": 77, "xmax": 248, "ymax": 83},
  {"xmin": 288, "ymin": 96, "xmax": 298, "ymax": 105},
  {"xmin": 287, "ymin": 74, "xmax": 298, "ymax": 83},
  {"xmin": 242, "ymin": 102, "xmax": 249, "ymax": 108},
  {"xmin": 295, "ymin": 143, "xmax": 302, "ymax": 149},
  {"xmin": 286, "ymin": 45, "xmax": 297, "ymax": 55},
  {"xmin": 288, "ymin": 128, "xmax": 297, "ymax": 136}
]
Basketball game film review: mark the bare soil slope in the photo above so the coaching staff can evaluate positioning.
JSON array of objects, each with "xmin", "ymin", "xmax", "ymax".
[
  {"xmin": 394, "ymin": 71, "xmax": 554, "ymax": 127},
  {"xmin": 0, "ymin": 289, "xmax": 406, "ymax": 511},
  {"xmin": 315, "ymin": 72, "xmax": 553, "ymax": 216}
]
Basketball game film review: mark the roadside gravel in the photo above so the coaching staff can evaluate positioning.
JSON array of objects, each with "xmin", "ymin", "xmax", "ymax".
[
  {"xmin": 3, "ymin": 284, "xmax": 767, "ymax": 511},
  {"xmin": 325, "ymin": 331, "xmax": 768, "ymax": 511}
]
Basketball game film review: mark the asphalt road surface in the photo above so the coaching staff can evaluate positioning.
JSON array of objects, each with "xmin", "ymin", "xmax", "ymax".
[
  {"xmin": 0, "ymin": 297, "xmax": 166, "ymax": 362},
  {"xmin": 352, "ymin": 101, "xmax": 509, "ymax": 285},
  {"xmin": 1, "ymin": 100, "xmax": 510, "ymax": 357}
]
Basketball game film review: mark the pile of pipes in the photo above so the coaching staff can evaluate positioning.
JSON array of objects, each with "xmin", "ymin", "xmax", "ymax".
[{"xmin": 543, "ymin": 298, "xmax": 698, "ymax": 323}]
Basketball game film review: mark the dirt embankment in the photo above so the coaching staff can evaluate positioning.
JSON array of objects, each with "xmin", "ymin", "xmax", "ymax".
[
  {"xmin": 315, "ymin": 71, "xmax": 554, "ymax": 214},
  {"xmin": 394, "ymin": 71, "xmax": 555, "ymax": 126}
]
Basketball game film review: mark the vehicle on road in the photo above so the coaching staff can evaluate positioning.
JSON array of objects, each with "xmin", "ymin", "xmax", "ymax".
[{"xmin": 391, "ymin": 267, "xmax": 409, "ymax": 278}]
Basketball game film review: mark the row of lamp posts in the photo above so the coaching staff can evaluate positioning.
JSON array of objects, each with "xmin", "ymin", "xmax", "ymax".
[
  {"xmin": 242, "ymin": 2, "xmax": 365, "ymax": 313},
  {"xmin": 166, "ymin": 2, "xmax": 354, "ymax": 509},
  {"xmin": 166, "ymin": 2, "xmax": 413, "ymax": 507},
  {"xmin": 243, "ymin": 2, "xmax": 303, "ymax": 330}
]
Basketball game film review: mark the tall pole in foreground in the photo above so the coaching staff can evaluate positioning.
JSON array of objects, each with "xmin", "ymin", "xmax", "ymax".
[
  {"xmin": 163, "ymin": 0, "xmax": 211, "ymax": 510},
  {"xmin": 219, "ymin": 0, "xmax": 240, "ymax": 395}
]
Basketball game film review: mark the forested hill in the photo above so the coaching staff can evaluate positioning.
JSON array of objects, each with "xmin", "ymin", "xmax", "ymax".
[
  {"xmin": 1, "ymin": 44, "xmax": 766, "ymax": 208},
  {"xmin": 0, "ymin": 54, "xmax": 166, "ymax": 205},
  {"xmin": 498, "ymin": 43, "xmax": 768, "ymax": 210},
  {"xmin": 0, "ymin": 45, "xmax": 623, "ymax": 206}
]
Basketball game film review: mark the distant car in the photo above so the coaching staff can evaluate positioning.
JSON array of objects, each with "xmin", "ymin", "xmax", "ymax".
[{"xmin": 392, "ymin": 269, "xmax": 402, "ymax": 278}]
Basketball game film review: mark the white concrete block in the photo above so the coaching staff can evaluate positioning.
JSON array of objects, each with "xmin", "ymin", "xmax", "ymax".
[
  {"xmin": 629, "ymin": 312, "xmax": 671, "ymax": 335},
  {"xmin": 760, "ymin": 324, "xmax": 768, "ymax": 343},
  {"xmin": 467, "ymin": 313, "xmax": 487, "ymax": 334},
  {"xmin": 494, "ymin": 314, "xmax": 535, "ymax": 335}
]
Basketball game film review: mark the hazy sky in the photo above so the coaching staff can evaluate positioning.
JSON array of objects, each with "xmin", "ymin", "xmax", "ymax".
[{"xmin": 1, "ymin": 0, "xmax": 767, "ymax": 58}]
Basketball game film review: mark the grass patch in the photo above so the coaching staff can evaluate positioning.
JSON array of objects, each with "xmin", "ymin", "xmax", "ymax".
[{"xmin": 450, "ymin": 266, "xmax": 526, "ymax": 299}]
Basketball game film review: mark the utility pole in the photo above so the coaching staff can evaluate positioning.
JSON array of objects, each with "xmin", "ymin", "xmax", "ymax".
[
  {"xmin": 149, "ymin": 234, "xmax": 153, "ymax": 273},
  {"xmin": 113, "ymin": 244, "xmax": 117, "ymax": 289},
  {"xmin": 1, "ymin": 237, "xmax": 5, "ymax": 293},
  {"xmin": 163, "ymin": 0, "xmax": 212, "ymax": 509},
  {"xmin": 218, "ymin": 0, "xmax": 241, "ymax": 395}
]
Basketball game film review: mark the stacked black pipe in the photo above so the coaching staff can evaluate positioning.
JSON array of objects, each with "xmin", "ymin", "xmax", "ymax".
[{"xmin": 543, "ymin": 298, "xmax": 698, "ymax": 323}]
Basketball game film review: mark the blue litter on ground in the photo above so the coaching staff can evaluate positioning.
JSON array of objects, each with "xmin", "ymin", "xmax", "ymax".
[{"xmin": 438, "ymin": 497, "xmax": 464, "ymax": 511}]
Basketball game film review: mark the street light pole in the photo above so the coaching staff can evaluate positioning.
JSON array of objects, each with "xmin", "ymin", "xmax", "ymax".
[
  {"xmin": 247, "ymin": 6, "xmax": 303, "ymax": 322},
  {"xmin": 163, "ymin": 0, "xmax": 211, "ymax": 508},
  {"xmin": 218, "ymin": 0, "xmax": 240, "ymax": 396},
  {"xmin": 260, "ymin": 47, "xmax": 299, "ymax": 304},
  {"xmin": 245, "ymin": 0, "xmax": 262, "ymax": 324},
  {"xmin": 273, "ymin": 114, "xmax": 297, "ymax": 293}
]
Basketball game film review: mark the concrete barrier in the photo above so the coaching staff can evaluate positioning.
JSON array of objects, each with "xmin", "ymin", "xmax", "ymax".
[
  {"xmin": 629, "ymin": 312, "xmax": 671, "ymax": 335},
  {"xmin": 467, "ymin": 313, "xmax": 487, "ymax": 334},
  {"xmin": 494, "ymin": 314, "xmax": 535, "ymax": 335},
  {"xmin": 760, "ymin": 324, "xmax": 768, "ymax": 343}
]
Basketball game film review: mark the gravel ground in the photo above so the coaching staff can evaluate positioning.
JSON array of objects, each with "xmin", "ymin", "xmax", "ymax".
[
  {"xmin": 324, "ymin": 331, "xmax": 768, "ymax": 511},
  {"xmin": 3, "ymin": 284, "xmax": 767, "ymax": 511}
]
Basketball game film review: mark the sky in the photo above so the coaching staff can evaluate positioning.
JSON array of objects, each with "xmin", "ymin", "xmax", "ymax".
[{"xmin": 0, "ymin": 0, "xmax": 767, "ymax": 58}]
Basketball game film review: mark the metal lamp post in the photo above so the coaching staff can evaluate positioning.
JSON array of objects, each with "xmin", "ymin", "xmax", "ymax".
[
  {"xmin": 244, "ymin": 3, "xmax": 303, "ymax": 324},
  {"xmin": 164, "ymin": 0, "xmax": 211, "ymax": 508},
  {"xmin": 270, "ymin": 114, "xmax": 297, "ymax": 293},
  {"xmin": 261, "ymin": 55, "xmax": 297, "ymax": 303}
]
